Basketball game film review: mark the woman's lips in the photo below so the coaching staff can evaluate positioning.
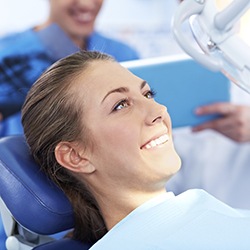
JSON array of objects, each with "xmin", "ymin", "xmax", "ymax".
[{"xmin": 141, "ymin": 134, "xmax": 169, "ymax": 149}]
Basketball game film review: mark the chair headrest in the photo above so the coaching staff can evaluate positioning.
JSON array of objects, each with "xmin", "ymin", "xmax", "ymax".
[{"xmin": 0, "ymin": 136, "xmax": 74, "ymax": 234}]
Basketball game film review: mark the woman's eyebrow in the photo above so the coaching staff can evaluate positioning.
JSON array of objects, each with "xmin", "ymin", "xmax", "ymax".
[
  {"xmin": 140, "ymin": 80, "xmax": 147, "ymax": 89},
  {"xmin": 101, "ymin": 80, "xmax": 147, "ymax": 103},
  {"xmin": 101, "ymin": 87, "xmax": 128, "ymax": 103}
]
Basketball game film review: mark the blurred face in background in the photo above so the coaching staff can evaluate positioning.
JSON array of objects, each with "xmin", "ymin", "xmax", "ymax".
[{"xmin": 48, "ymin": 0, "xmax": 104, "ymax": 46}]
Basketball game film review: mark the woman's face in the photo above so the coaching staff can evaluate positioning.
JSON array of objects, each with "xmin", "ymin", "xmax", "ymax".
[
  {"xmin": 74, "ymin": 61, "xmax": 181, "ymax": 192},
  {"xmin": 48, "ymin": 0, "xmax": 103, "ymax": 41}
]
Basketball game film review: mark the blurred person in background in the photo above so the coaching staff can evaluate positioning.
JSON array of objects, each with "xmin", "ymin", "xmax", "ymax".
[{"xmin": 0, "ymin": 0, "xmax": 139, "ymax": 136}]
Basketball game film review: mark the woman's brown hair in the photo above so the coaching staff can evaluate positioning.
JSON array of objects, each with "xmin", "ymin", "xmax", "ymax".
[{"xmin": 22, "ymin": 50, "xmax": 114, "ymax": 244}]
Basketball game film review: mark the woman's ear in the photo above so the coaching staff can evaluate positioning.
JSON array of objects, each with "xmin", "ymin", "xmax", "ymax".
[{"xmin": 55, "ymin": 142, "xmax": 95, "ymax": 174}]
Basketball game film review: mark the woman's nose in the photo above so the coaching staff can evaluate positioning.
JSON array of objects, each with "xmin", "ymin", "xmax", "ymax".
[{"xmin": 144, "ymin": 100, "xmax": 167, "ymax": 125}]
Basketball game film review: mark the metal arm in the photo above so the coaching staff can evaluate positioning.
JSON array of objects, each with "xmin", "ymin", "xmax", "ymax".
[{"xmin": 172, "ymin": 0, "xmax": 250, "ymax": 94}]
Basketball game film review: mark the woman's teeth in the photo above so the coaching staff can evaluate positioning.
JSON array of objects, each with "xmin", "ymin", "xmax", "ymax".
[{"xmin": 144, "ymin": 134, "xmax": 169, "ymax": 149}]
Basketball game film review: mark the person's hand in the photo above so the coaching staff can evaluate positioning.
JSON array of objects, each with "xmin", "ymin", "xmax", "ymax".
[{"xmin": 192, "ymin": 103, "xmax": 250, "ymax": 143}]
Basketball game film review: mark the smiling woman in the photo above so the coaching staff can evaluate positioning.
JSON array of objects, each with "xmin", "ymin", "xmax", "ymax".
[
  {"xmin": 21, "ymin": 51, "xmax": 250, "ymax": 249},
  {"xmin": 22, "ymin": 50, "xmax": 181, "ymax": 238}
]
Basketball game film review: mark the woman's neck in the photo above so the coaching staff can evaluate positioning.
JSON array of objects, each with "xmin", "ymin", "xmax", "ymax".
[{"xmin": 96, "ymin": 189, "xmax": 167, "ymax": 230}]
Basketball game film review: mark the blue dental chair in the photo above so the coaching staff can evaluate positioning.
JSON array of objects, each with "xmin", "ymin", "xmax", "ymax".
[
  {"xmin": 0, "ymin": 136, "xmax": 92, "ymax": 250},
  {"xmin": 0, "ymin": 55, "xmax": 230, "ymax": 249}
]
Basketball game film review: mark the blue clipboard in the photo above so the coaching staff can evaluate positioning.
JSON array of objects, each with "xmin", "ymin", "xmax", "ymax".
[{"xmin": 122, "ymin": 55, "xmax": 230, "ymax": 128}]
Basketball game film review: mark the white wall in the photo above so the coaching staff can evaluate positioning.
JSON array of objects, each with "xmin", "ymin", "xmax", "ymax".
[
  {"xmin": 0, "ymin": 0, "xmax": 184, "ymax": 58},
  {"xmin": 96, "ymin": 0, "xmax": 183, "ymax": 57},
  {"xmin": 0, "ymin": 0, "xmax": 49, "ymax": 36}
]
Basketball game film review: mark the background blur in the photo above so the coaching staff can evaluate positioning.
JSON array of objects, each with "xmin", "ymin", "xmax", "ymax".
[{"xmin": 0, "ymin": 0, "xmax": 184, "ymax": 58}]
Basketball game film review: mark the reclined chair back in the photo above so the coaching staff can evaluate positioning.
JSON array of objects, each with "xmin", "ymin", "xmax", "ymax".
[{"xmin": 0, "ymin": 136, "xmax": 90, "ymax": 250}]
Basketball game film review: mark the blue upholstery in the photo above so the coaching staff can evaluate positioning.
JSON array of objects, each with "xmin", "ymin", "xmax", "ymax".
[
  {"xmin": 0, "ymin": 136, "xmax": 92, "ymax": 249},
  {"xmin": 0, "ymin": 136, "xmax": 73, "ymax": 235},
  {"xmin": 0, "ymin": 216, "xmax": 6, "ymax": 250}
]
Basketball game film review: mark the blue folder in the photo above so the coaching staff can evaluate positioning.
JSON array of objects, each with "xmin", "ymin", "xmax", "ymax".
[{"xmin": 122, "ymin": 55, "xmax": 230, "ymax": 128}]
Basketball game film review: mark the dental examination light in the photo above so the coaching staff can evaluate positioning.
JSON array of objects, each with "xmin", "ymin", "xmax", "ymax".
[{"xmin": 172, "ymin": 0, "xmax": 250, "ymax": 93}]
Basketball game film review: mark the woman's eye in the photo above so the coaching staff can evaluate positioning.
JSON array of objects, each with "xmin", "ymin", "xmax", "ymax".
[
  {"xmin": 144, "ymin": 89, "xmax": 156, "ymax": 99},
  {"xmin": 113, "ymin": 99, "xmax": 130, "ymax": 111}
]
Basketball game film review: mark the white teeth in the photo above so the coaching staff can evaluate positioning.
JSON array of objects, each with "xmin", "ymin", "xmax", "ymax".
[
  {"xmin": 155, "ymin": 139, "xmax": 161, "ymax": 145},
  {"xmin": 143, "ymin": 134, "xmax": 169, "ymax": 149}
]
